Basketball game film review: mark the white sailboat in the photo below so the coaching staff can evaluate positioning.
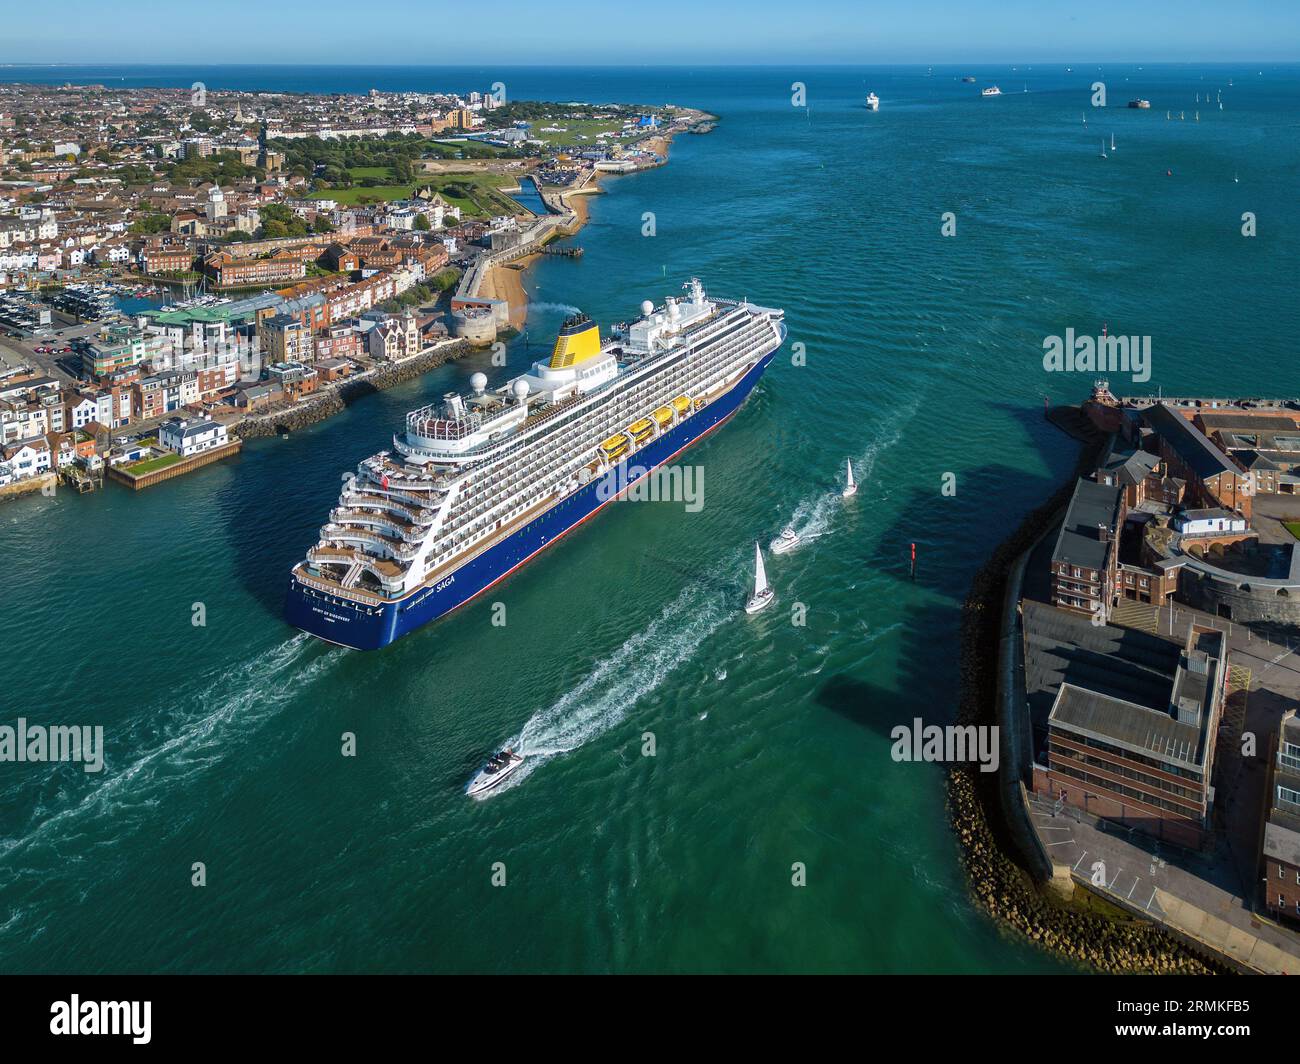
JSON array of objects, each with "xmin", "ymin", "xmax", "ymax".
[
  {"xmin": 744, "ymin": 542, "xmax": 775, "ymax": 614},
  {"xmin": 842, "ymin": 458, "xmax": 858, "ymax": 498},
  {"xmin": 1234, "ymin": 172, "xmax": 1239, "ymax": 183},
  {"xmin": 1100, "ymin": 137, "xmax": 1107, "ymax": 159},
  {"xmin": 1110, "ymin": 132, "xmax": 1116, "ymax": 152}
]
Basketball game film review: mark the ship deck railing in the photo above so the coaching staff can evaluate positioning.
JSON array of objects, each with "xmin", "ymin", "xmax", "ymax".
[
  {"xmin": 294, "ymin": 568, "xmax": 388, "ymax": 605},
  {"xmin": 321, "ymin": 525, "xmax": 422, "ymax": 557},
  {"xmin": 330, "ymin": 506, "xmax": 421, "ymax": 536},
  {"xmin": 305, "ymin": 546, "xmax": 406, "ymax": 583},
  {"xmin": 341, "ymin": 493, "xmax": 435, "ymax": 525}
]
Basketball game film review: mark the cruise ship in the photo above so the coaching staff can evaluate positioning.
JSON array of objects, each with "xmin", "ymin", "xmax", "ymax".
[{"xmin": 285, "ymin": 279, "xmax": 786, "ymax": 650}]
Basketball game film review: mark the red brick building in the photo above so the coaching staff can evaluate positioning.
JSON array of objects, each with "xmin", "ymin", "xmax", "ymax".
[
  {"xmin": 1263, "ymin": 710, "xmax": 1300, "ymax": 921},
  {"xmin": 1035, "ymin": 625, "xmax": 1227, "ymax": 850}
]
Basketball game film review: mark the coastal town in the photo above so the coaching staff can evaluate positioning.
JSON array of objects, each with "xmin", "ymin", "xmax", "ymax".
[
  {"xmin": 0, "ymin": 80, "xmax": 711, "ymax": 498},
  {"xmin": 963, "ymin": 381, "xmax": 1300, "ymax": 973}
]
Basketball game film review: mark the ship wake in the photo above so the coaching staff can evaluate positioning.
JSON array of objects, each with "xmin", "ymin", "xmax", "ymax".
[
  {"xmin": 781, "ymin": 393, "xmax": 920, "ymax": 546},
  {"xmin": 475, "ymin": 583, "xmax": 732, "ymax": 795},
  {"xmin": 0, "ymin": 634, "xmax": 337, "ymax": 867}
]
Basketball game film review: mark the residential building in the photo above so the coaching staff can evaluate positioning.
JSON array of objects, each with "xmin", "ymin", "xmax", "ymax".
[
  {"xmin": 1050, "ymin": 477, "xmax": 1125, "ymax": 620},
  {"xmin": 0, "ymin": 435, "xmax": 52, "ymax": 484},
  {"xmin": 158, "ymin": 416, "xmax": 229, "ymax": 457},
  {"xmin": 366, "ymin": 312, "xmax": 420, "ymax": 361},
  {"xmin": 257, "ymin": 313, "xmax": 313, "ymax": 365}
]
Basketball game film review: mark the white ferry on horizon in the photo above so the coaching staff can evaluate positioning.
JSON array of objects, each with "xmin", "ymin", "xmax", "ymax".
[
  {"xmin": 865, "ymin": 92, "xmax": 880, "ymax": 110},
  {"xmin": 981, "ymin": 85, "xmax": 1002, "ymax": 97},
  {"xmin": 285, "ymin": 279, "xmax": 787, "ymax": 650}
]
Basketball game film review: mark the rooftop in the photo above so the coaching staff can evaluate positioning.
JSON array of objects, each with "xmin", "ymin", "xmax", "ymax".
[
  {"xmin": 1051, "ymin": 476, "xmax": 1122, "ymax": 572},
  {"xmin": 1145, "ymin": 403, "xmax": 1238, "ymax": 480}
]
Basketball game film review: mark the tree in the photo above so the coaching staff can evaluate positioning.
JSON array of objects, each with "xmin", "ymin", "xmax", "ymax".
[{"xmin": 414, "ymin": 213, "xmax": 431, "ymax": 231}]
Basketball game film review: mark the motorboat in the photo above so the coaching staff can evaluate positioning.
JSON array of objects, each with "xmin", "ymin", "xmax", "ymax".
[
  {"xmin": 865, "ymin": 93, "xmax": 880, "ymax": 111},
  {"xmin": 770, "ymin": 526, "xmax": 800, "ymax": 554},
  {"xmin": 467, "ymin": 748, "xmax": 524, "ymax": 798}
]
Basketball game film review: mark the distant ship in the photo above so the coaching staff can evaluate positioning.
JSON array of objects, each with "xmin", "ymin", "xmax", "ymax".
[
  {"xmin": 981, "ymin": 85, "xmax": 1002, "ymax": 97},
  {"xmin": 286, "ymin": 280, "xmax": 787, "ymax": 650},
  {"xmin": 962, "ymin": 76, "xmax": 977, "ymax": 83},
  {"xmin": 1127, "ymin": 98, "xmax": 1151, "ymax": 109},
  {"xmin": 865, "ymin": 92, "xmax": 880, "ymax": 111}
]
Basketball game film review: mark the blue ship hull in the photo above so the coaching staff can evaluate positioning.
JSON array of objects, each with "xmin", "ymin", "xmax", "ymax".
[{"xmin": 284, "ymin": 348, "xmax": 777, "ymax": 650}]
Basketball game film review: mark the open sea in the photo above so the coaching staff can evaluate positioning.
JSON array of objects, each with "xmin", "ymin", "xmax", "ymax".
[{"xmin": 1, "ymin": 64, "xmax": 1297, "ymax": 973}]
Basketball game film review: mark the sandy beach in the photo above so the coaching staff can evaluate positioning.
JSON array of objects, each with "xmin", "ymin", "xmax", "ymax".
[
  {"xmin": 485, "ymin": 114, "xmax": 708, "ymax": 331},
  {"xmin": 483, "ymin": 257, "xmax": 536, "ymax": 331}
]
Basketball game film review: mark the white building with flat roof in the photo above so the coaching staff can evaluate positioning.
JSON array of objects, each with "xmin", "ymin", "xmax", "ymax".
[{"xmin": 158, "ymin": 416, "xmax": 229, "ymax": 457}]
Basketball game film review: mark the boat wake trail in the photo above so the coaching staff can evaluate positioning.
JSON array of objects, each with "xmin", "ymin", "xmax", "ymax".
[
  {"xmin": 0, "ymin": 634, "xmax": 335, "ymax": 866},
  {"xmin": 783, "ymin": 393, "xmax": 920, "ymax": 545},
  {"xmin": 483, "ymin": 584, "xmax": 731, "ymax": 795}
]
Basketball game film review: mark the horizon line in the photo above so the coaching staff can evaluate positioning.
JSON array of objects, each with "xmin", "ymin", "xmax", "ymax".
[{"xmin": 2, "ymin": 59, "xmax": 1299, "ymax": 69}]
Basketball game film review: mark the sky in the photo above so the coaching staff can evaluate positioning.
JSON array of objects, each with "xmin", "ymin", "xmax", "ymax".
[{"xmin": 1, "ymin": 0, "xmax": 1297, "ymax": 66}]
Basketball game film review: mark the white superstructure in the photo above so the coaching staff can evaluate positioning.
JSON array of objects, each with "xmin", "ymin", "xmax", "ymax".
[{"xmin": 296, "ymin": 280, "xmax": 785, "ymax": 604}]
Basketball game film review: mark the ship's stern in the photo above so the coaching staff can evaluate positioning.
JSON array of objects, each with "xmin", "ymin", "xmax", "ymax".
[{"xmin": 284, "ymin": 570, "xmax": 399, "ymax": 651}]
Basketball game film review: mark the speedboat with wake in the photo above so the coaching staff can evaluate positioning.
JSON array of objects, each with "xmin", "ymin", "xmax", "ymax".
[
  {"xmin": 770, "ymin": 526, "xmax": 801, "ymax": 554},
  {"xmin": 744, "ymin": 542, "xmax": 774, "ymax": 615},
  {"xmin": 467, "ymin": 748, "xmax": 524, "ymax": 798}
]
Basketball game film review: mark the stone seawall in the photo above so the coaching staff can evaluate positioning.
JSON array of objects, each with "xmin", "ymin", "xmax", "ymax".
[
  {"xmin": 0, "ymin": 472, "xmax": 56, "ymax": 502},
  {"xmin": 238, "ymin": 340, "xmax": 474, "ymax": 439}
]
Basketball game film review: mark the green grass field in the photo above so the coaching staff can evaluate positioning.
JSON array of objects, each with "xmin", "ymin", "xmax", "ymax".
[
  {"xmin": 1284, "ymin": 521, "xmax": 1300, "ymax": 540},
  {"xmin": 125, "ymin": 453, "xmax": 183, "ymax": 476},
  {"xmin": 422, "ymin": 172, "xmax": 523, "ymax": 217},
  {"xmin": 310, "ymin": 166, "xmax": 523, "ymax": 216}
]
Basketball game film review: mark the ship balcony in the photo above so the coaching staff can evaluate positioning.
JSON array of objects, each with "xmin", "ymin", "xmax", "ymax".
[
  {"xmin": 360, "ymin": 456, "xmax": 451, "ymax": 492},
  {"xmin": 330, "ymin": 507, "xmax": 421, "ymax": 537},
  {"xmin": 355, "ymin": 483, "xmax": 443, "ymax": 512},
  {"xmin": 320, "ymin": 524, "xmax": 421, "ymax": 559},
  {"xmin": 341, "ymin": 492, "xmax": 436, "ymax": 525}
]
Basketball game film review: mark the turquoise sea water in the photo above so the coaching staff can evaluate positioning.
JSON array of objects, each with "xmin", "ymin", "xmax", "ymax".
[{"xmin": 1, "ymin": 65, "xmax": 1296, "ymax": 973}]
